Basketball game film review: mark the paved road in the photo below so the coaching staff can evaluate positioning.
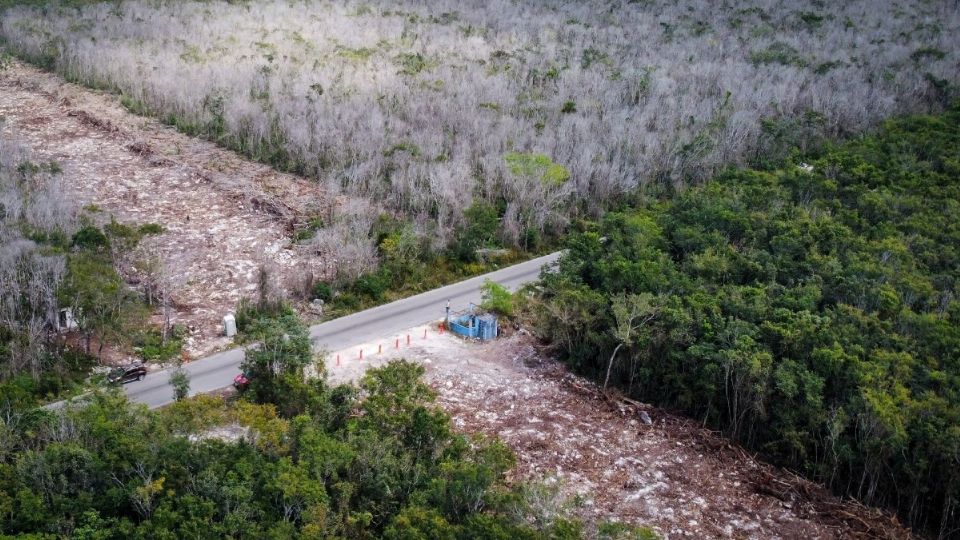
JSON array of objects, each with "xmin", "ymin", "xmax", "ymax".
[{"xmin": 86, "ymin": 251, "xmax": 562, "ymax": 409}]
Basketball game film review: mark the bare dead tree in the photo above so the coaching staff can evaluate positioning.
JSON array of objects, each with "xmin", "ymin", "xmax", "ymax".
[
  {"xmin": 1, "ymin": 0, "xmax": 955, "ymax": 248},
  {"xmin": 0, "ymin": 130, "xmax": 75, "ymax": 381}
]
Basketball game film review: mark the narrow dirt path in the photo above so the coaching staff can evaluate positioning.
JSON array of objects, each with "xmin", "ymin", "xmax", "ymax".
[{"xmin": 0, "ymin": 60, "xmax": 329, "ymax": 357}]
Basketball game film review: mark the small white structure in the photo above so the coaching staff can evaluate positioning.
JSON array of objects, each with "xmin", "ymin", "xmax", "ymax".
[
  {"xmin": 223, "ymin": 313, "xmax": 237, "ymax": 337},
  {"xmin": 57, "ymin": 308, "xmax": 78, "ymax": 332}
]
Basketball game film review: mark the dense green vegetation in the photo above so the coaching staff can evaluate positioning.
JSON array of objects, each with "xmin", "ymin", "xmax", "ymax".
[
  {"xmin": 536, "ymin": 106, "xmax": 960, "ymax": 536},
  {"xmin": 0, "ymin": 313, "xmax": 586, "ymax": 538},
  {"xmin": 319, "ymin": 213, "xmax": 533, "ymax": 319},
  {"xmin": 0, "ymin": 349, "xmax": 95, "ymax": 411}
]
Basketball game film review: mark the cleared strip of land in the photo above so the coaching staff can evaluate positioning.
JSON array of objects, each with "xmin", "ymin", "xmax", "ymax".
[
  {"xmin": 326, "ymin": 327, "xmax": 912, "ymax": 539},
  {"xmin": 0, "ymin": 59, "xmax": 329, "ymax": 357}
]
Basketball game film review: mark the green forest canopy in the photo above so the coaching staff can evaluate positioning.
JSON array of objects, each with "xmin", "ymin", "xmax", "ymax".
[
  {"xmin": 0, "ymin": 302, "xmax": 606, "ymax": 538},
  {"xmin": 0, "ymin": 359, "xmax": 587, "ymax": 538},
  {"xmin": 536, "ymin": 105, "xmax": 960, "ymax": 537}
]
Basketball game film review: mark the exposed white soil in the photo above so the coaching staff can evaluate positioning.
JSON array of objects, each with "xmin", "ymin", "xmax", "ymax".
[
  {"xmin": 0, "ymin": 60, "xmax": 334, "ymax": 358},
  {"xmin": 322, "ymin": 326, "xmax": 910, "ymax": 539}
]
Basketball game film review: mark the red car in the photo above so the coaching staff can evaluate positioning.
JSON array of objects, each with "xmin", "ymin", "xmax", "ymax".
[{"xmin": 233, "ymin": 372, "xmax": 250, "ymax": 391}]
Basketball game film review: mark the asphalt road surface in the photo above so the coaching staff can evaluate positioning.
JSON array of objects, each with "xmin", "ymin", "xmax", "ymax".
[{"xmin": 82, "ymin": 251, "xmax": 562, "ymax": 409}]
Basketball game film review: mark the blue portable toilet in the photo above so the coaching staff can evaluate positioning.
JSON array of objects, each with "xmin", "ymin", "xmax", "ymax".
[
  {"xmin": 476, "ymin": 314, "xmax": 498, "ymax": 340},
  {"xmin": 448, "ymin": 312, "xmax": 499, "ymax": 341}
]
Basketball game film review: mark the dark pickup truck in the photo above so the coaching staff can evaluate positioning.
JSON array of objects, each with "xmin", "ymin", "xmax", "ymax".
[{"xmin": 108, "ymin": 364, "xmax": 147, "ymax": 385}]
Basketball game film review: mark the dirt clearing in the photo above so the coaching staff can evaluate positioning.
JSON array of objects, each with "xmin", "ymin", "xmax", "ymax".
[
  {"xmin": 325, "ymin": 326, "xmax": 911, "ymax": 539},
  {"xmin": 0, "ymin": 60, "xmax": 332, "ymax": 358}
]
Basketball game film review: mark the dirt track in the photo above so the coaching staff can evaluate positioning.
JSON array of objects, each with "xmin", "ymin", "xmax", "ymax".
[{"xmin": 0, "ymin": 60, "xmax": 329, "ymax": 357}]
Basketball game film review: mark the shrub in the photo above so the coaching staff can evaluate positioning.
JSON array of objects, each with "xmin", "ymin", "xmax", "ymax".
[
  {"xmin": 170, "ymin": 368, "xmax": 190, "ymax": 401},
  {"xmin": 580, "ymin": 47, "xmax": 609, "ymax": 69},
  {"xmin": 332, "ymin": 291, "xmax": 361, "ymax": 311},
  {"xmin": 597, "ymin": 521, "xmax": 660, "ymax": 540},
  {"xmin": 748, "ymin": 42, "xmax": 807, "ymax": 67},
  {"xmin": 0, "ymin": 375, "xmax": 45, "ymax": 410},
  {"xmin": 0, "ymin": 347, "xmax": 96, "ymax": 407},
  {"xmin": 383, "ymin": 141, "xmax": 421, "ymax": 157},
  {"xmin": 454, "ymin": 200, "xmax": 501, "ymax": 261},
  {"xmin": 814, "ymin": 60, "xmax": 843, "ymax": 74},
  {"xmin": 797, "ymin": 11, "xmax": 826, "ymax": 31},
  {"xmin": 911, "ymin": 47, "xmax": 946, "ymax": 62},
  {"xmin": 235, "ymin": 297, "xmax": 294, "ymax": 335},
  {"xmin": 70, "ymin": 225, "xmax": 109, "ymax": 250},
  {"xmin": 504, "ymin": 152, "xmax": 570, "ymax": 186},
  {"xmin": 395, "ymin": 53, "xmax": 433, "ymax": 75},
  {"xmin": 137, "ymin": 223, "xmax": 165, "ymax": 235},
  {"xmin": 136, "ymin": 326, "xmax": 184, "ymax": 362},
  {"xmin": 480, "ymin": 280, "xmax": 514, "ymax": 317},
  {"xmin": 376, "ymin": 222, "xmax": 425, "ymax": 284},
  {"xmin": 353, "ymin": 270, "xmax": 390, "ymax": 300},
  {"xmin": 311, "ymin": 281, "xmax": 332, "ymax": 302},
  {"xmin": 292, "ymin": 216, "xmax": 324, "ymax": 243},
  {"xmin": 338, "ymin": 46, "xmax": 375, "ymax": 61}
]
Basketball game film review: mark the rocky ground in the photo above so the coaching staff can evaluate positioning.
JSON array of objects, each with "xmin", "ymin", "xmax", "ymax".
[
  {"xmin": 325, "ymin": 326, "xmax": 913, "ymax": 539},
  {"xmin": 0, "ymin": 59, "xmax": 333, "ymax": 358}
]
